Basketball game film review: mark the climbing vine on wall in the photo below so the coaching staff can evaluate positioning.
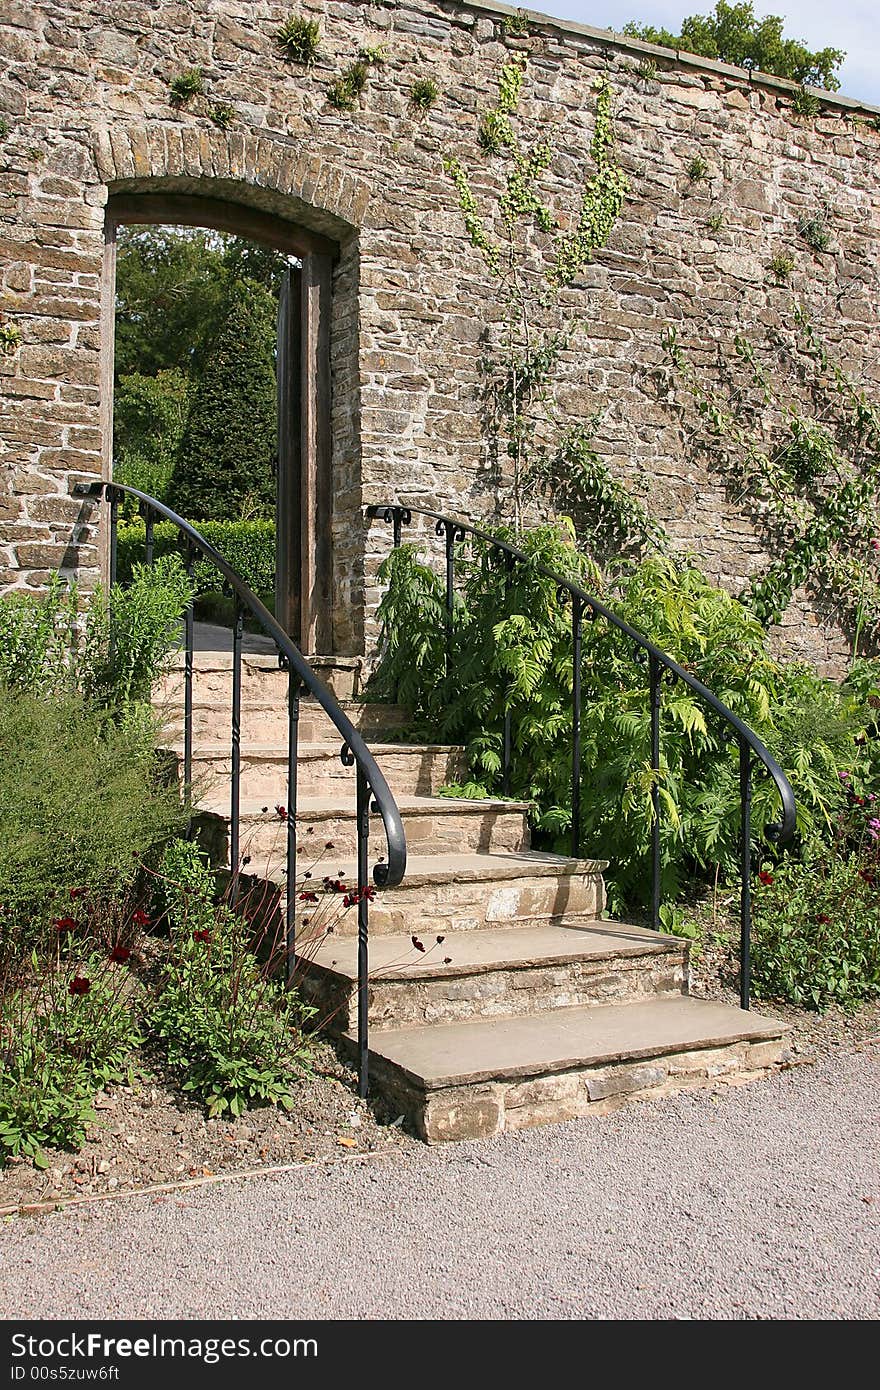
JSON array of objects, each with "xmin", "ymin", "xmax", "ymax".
[
  {"xmin": 443, "ymin": 58, "xmax": 643, "ymax": 547},
  {"xmin": 663, "ymin": 308, "xmax": 880, "ymax": 650}
]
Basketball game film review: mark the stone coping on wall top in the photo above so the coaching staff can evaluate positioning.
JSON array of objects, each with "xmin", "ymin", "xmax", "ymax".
[{"xmin": 459, "ymin": 0, "xmax": 880, "ymax": 118}]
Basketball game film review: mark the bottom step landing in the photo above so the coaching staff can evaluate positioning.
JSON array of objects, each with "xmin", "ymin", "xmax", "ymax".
[{"xmin": 347, "ymin": 997, "xmax": 791, "ymax": 1143}]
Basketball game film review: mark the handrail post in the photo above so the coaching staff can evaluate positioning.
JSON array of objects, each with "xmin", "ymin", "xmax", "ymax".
[
  {"xmin": 183, "ymin": 540, "xmax": 195, "ymax": 817},
  {"xmin": 501, "ymin": 554, "xmax": 515, "ymax": 797},
  {"xmin": 739, "ymin": 736, "xmax": 752, "ymax": 1010},
  {"xmin": 649, "ymin": 654, "xmax": 662, "ymax": 931},
  {"xmin": 144, "ymin": 509, "xmax": 155, "ymax": 567},
  {"xmin": 356, "ymin": 764, "xmax": 371, "ymax": 1099},
  {"xmin": 571, "ymin": 596, "xmax": 583, "ymax": 858},
  {"xmin": 108, "ymin": 486, "xmax": 118, "ymax": 588},
  {"xmin": 286, "ymin": 666, "xmax": 301, "ymax": 983},
  {"xmin": 443, "ymin": 521, "xmax": 456, "ymax": 685},
  {"xmin": 230, "ymin": 599, "xmax": 243, "ymax": 907}
]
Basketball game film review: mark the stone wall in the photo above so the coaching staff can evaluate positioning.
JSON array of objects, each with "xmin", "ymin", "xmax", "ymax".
[{"xmin": 1, "ymin": 0, "xmax": 879, "ymax": 667}]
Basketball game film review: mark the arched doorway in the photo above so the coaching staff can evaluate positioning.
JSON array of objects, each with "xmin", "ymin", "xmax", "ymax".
[{"xmin": 103, "ymin": 191, "xmax": 336, "ymax": 652}]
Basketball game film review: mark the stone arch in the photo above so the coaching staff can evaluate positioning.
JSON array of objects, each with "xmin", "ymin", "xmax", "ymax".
[{"xmin": 93, "ymin": 125, "xmax": 372, "ymax": 656}]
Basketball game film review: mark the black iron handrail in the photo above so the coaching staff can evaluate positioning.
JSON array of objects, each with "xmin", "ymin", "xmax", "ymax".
[
  {"xmin": 76, "ymin": 480, "xmax": 407, "ymax": 1096},
  {"xmin": 367, "ymin": 503, "xmax": 797, "ymax": 1010}
]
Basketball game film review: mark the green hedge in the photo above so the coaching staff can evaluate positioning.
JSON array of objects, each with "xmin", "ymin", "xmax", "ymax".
[{"xmin": 117, "ymin": 520, "xmax": 275, "ymax": 600}]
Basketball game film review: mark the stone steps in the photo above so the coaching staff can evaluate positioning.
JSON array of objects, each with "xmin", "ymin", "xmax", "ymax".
[
  {"xmin": 194, "ymin": 793, "xmax": 531, "ymax": 869},
  {"xmin": 296, "ymin": 920, "xmax": 689, "ymax": 1031},
  {"xmin": 157, "ymin": 649, "xmax": 366, "ymax": 702},
  {"xmin": 157, "ymin": 699, "xmax": 408, "ymax": 747},
  {"xmin": 352, "ymin": 996, "xmax": 791, "ymax": 1142},
  {"xmin": 285, "ymin": 851, "xmax": 607, "ymax": 937},
  {"xmin": 175, "ymin": 742, "xmax": 466, "ymax": 800}
]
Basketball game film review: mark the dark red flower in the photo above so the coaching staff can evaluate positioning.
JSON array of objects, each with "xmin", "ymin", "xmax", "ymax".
[
  {"xmin": 758, "ymin": 870, "xmax": 774, "ymax": 886},
  {"xmin": 193, "ymin": 929, "xmax": 210, "ymax": 944},
  {"xmin": 69, "ymin": 976, "xmax": 90, "ymax": 995},
  {"xmin": 131, "ymin": 909, "xmax": 150, "ymax": 927},
  {"xmin": 325, "ymin": 841, "xmax": 335, "ymax": 850},
  {"xmin": 411, "ymin": 935, "xmax": 426, "ymax": 953},
  {"xmin": 275, "ymin": 804, "xmax": 288, "ymax": 821},
  {"xmin": 443, "ymin": 957, "xmax": 452, "ymax": 965},
  {"xmin": 53, "ymin": 916, "xmax": 76, "ymax": 933},
  {"xmin": 109, "ymin": 945, "xmax": 131, "ymax": 964},
  {"xmin": 436, "ymin": 935, "xmax": 445, "ymax": 945},
  {"xmin": 816, "ymin": 914, "xmax": 831, "ymax": 925},
  {"xmin": 299, "ymin": 892, "xmax": 319, "ymax": 903},
  {"xmin": 69, "ymin": 887, "xmax": 88, "ymax": 901}
]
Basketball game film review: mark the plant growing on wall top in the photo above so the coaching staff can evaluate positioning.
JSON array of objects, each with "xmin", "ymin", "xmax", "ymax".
[{"xmin": 443, "ymin": 58, "xmax": 633, "ymax": 539}]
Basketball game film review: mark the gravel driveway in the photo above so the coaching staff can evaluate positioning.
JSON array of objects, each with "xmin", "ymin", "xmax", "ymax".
[{"xmin": 1, "ymin": 1046, "xmax": 878, "ymax": 1321}]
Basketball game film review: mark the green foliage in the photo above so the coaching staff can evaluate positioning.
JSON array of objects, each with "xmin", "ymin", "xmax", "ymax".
[
  {"xmin": 706, "ymin": 211, "xmax": 724, "ymax": 232},
  {"xmin": 623, "ymin": 2, "xmax": 844, "ymax": 90},
  {"xmin": 753, "ymin": 835, "xmax": 880, "ymax": 1009},
  {"xmin": 169, "ymin": 69, "xmax": 204, "ymax": 107},
  {"xmin": 798, "ymin": 209, "xmax": 831, "ymax": 252},
  {"xmin": 686, "ymin": 154, "xmax": 709, "ymax": 182},
  {"xmin": 0, "ymin": 117, "xmax": 9, "ymax": 139},
  {"xmin": 371, "ymin": 524, "xmax": 879, "ymax": 911},
  {"xmin": 170, "ymin": 280, "xmax": 277, "ymax": 522},
  {"xmin": 792, "ymin": 86, "xmax": 822, "ymax": 117},
  {"xmin": 635, "ymin": 58, "xmax": 659, "ymax": 81},
  {"xmin": 153, "ymin": 842, "xmax": 314, "ymax": 1117},
  {"xmin": 209, "ymin": 102, "xmax": 235, "ymax": 130},
  {"xmin": 359, "ymin": 45, "xmax": 388, "ymax": 66},
  {"xmin": 502, "ymin": 10, "xmax": 531, "ymax": 37},
  {"xmin": 328, "ymin": 62, "xmax": 370, "ymax": 111},
  {"xmin": 0, "ymin": 556, "xmax": 192, "ymax": 709},
  {"xmin": 444, "ymin": 62, "xmax": 628, "ymax": 527},
  {"xmin": 117, "ymin": 519, "xmax": 276, "ymax": 602},
  {"xmin": 409, "ymin": 78, "xmax": 440, "ymax": 111},
  {"xmin": 276, "ymin": 15, "xmax": 321, "ymax": 64},
  {"xmin": 768, "ymin": 252, "xmax": 794, "ymax": 281},
  {"xmin": 113, "ymin": 369, "xmax": 192, "ymax": 510},
  {"xmin": 663, "ymin": 311, "xmax": 880, "ymax": 643},
  {"xmin": 0, "ymin": 316, "xmax": 21, "ymax": 355},
  {"xmin": 0, "ymin": 686, "xmax": 185, "ymax": 966}
]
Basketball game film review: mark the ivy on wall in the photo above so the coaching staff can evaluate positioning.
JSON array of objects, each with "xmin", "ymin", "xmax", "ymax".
[
  {"xmin": 662, "ymin": 308, "xmax": 880, "ymax": 652},
  {"xmin": 442, "ymin": 57, "xmax": 641, "ymax": 547}
]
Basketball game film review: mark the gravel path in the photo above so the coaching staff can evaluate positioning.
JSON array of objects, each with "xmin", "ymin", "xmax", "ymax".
[{"xmin": 2, "ymin": 1045, "xmax": 878, "ymax": 1321}]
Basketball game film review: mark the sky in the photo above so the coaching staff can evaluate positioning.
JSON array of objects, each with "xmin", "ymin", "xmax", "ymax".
[{"xmin": 533, "ymin": 2, "xmax": 880, "ymax": 105}]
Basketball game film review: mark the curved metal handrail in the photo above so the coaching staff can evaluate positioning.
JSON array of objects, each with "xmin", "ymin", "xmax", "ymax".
[
  {"xmin": 367, "ymin": 502, "xmax": 798, "ymax": 1010},
  {"xmin": 82, "ymin": 480, "xmax": 407, "ymax": 891},
  {"xmin": 369, "ymin": 503, "xmax": 795, "ymax": 845}
]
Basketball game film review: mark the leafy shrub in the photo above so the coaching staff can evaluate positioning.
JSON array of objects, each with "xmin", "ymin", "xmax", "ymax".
[
  {"xmin": 276, "ymin": 15, "xmax": 321, "ymax": 64},
  {"xmin": 0, "ymin": 951, "xmax": 142, "ymax": 1165},
  {"xmin": 753, "ymin": 835, "xmax": 880, "ymax": 1010},
  {"xmin": 113, "ymin": 369, "xmax": 192, "ymax": 514},
  {"xmin": 169, "ymin": 69, "xmax": 204, "ymax": 107},
  {"xmin": 117, "ymin": 519, "xmax": 275, "ymax": 602},
  {"xmin": 371, "ymin": 523, "xmax": 878, "ymax": 910},
  {"xmin": 0, "ymin": 687, "xmax": 185, "ymax": 966},
  {"xmin": 409, "ymin": 78, "xmax": 439, "ymax": 111},
  {"xmin": 153, "ymin": 842, "xmax": 314, "ymax": 1117},
  {"xmin": 0, "ymin": 556, "xmax": 193, "ymax": 709}
]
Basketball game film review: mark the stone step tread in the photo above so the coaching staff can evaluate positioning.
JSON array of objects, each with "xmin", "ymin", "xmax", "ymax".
[
  {"xmin": 173, "ymin": 742, "xmax": 464, "ymax": 757},
  {"xmin": 195, "ymin": 793, "xmax": 532, "ymax": 820},
  {"xmin": 284, "ymin": 850, "xmax": 607, "ymax": 890},
  {"xmin": 354, "ymin": 997, "xmax": 789, "ymax": 1090},
  {"xmin": 304, "ymin": 920, "xmax": 682, "ymax": 982}
]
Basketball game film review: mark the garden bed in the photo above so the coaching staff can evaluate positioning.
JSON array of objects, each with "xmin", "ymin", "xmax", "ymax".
[{"xmin": 0, "ymin": 1040, "xmax": 415, "ymax": 1217}]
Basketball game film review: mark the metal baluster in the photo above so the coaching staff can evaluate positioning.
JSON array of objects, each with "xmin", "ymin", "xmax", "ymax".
[
  {"xmin": 183, "ymin": 541, "xmax": 195, "ymax": 816},
  {"xmin": 356, "ymin": 765, "xmax": 371, "ymax": 1099},
  {"xmin": 108, "ymin": 487, "xmax": 118, "ymax": 588},
  {"xmin": 501, "ymin": 555, "xmax": 515, "ymax": 797},
  {"xmin": 649, "ymin": 654, "xmax": 662, "ymax": 931},
  {"xmin": 144, "ymin": 509, "xmax": 155, "ymax": 567},
  {"xmin": 739, "ymin": 736, "xmax": 752, "ymax": 1011},
  {"xmin": 571, "ymin": 596, "xmax": 583, "ymax": 858},
  {"xmin": 443, "ymin": 521, "xmax": 456, "ymax": 685},
  {"xmin": 230, "ymin": 600, "xmax": 243, "ymax": 907},
  {"xmin": 286, "ymin": 669, "xmax": 301, "ymax": 983},
  {"xmin": 392, "ymin": 508, "xmax": 403, "ymax": 550}
]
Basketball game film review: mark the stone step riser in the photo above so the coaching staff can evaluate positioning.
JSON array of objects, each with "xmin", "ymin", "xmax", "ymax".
[
  {"xmin": 156, "ymin": 660, "xmax": 363, "ymax": 705},
  {"xmin": 184, "ymin": 748, "xmax": 466, "ymax": 800},
  {"xmin": 290, "ymin": 871, "xmax": 605, "ymax": 937},
  {"xmin": 298, "ymin": 949, "xmax": 689, "ymax": 1032},
  {"xmin": 195, "ymin": 803, "xmax": 530, "ymax": 868},
  {"xmin": 158, "ymin": 705, "xmax": 407, "ymax": 747},
  {"xmin": 370, "ymin": 1034, "xmax": 790, "ymax": 1142}
]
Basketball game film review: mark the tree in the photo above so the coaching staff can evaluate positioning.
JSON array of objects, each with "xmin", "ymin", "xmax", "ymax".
[
  {"xmin": 113, "ymin": 369, "xmax": 192, "ymax": 509},
  {"xmin": 623, "ymin": 1, "xmax": 845, "ymax": 90},
  {"xmin": 170, "ymin": 279, "xmax": 278, "ymax": 521}
]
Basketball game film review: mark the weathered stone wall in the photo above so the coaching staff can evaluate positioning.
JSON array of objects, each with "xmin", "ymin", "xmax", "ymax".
[{"xmin": 1, "ymin": 0, "xmax": 879, "ymax": 667}]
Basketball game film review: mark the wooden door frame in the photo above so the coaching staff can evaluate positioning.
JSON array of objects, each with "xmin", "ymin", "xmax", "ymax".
[{"xmin": 103, "ymin": 192, "xmax": 336, "ymax": 652}]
